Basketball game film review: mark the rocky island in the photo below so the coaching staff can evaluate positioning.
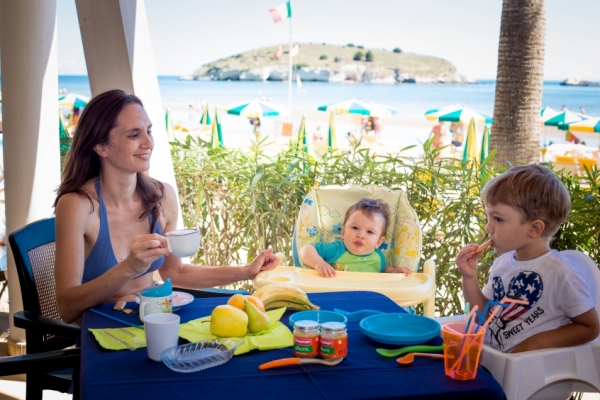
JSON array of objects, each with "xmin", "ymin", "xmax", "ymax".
[
  {"xmin": 560, "ymin": 78, "xmax": 600, "ymax": 87},
  {"xmin": 184, "ymin": 43, "xmax": 476, "ymax": 84}
]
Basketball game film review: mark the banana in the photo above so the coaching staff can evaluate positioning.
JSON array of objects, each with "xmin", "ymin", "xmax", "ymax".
[
  {"xmin": 253, "ymin": 283, "xmax": 320, "ymax": 310},
  {"xmin": 263, "ymin": 300, "xmax": 314, "ymax": 311}
]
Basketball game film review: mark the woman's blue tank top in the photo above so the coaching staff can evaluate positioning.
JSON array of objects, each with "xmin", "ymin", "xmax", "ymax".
[{"xmin": 82, "ymin": 179, "xmax": 164, "ymax": 283}]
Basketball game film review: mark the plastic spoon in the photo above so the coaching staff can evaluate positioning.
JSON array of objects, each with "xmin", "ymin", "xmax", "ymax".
[
  {"xmin": 376, "ymin": 344, "xmax": 444, "ymax": 358},
  {"xmin": 333, "ymin": 308, "xmax": 384, "ymax": 322},
  {"xmin": 397, "ymin": 352, "xmax": 445, "ymax": 365},
  {"xmin": 259, "ymin": 357, "xmax": 344, "ymax": 370}
]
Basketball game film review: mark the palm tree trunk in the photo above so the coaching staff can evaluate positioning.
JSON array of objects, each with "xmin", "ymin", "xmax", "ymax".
[{"xmin": 492, "ymin": 0, "xmax": 546, "ymax": 166}]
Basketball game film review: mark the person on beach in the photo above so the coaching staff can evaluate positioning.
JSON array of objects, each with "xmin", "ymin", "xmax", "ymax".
[
  {"xmin": 53, "ymin": 89, "xmax": 278, "ymax": 324},
  {"xmin": 299, "ymin": 198, "xmax": 413, "ymax": 278},
  {"xmin": 312, "ymin": 126, "xmax": 324, "ymax": 144},
  {"xmin": 455, "ymin": 164, "xmax": 598, "ymax": 353},
  {"xmin": 430, "ymin": 122, "xmax": 447, "ymax": 160}
]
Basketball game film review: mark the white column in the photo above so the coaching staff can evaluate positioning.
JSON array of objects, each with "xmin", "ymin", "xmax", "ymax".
[
  {"xmin": 75, "ymin": 0, "xmax": 179, "ymax": 200},
  {"xmin": 0, "ymin": 0, "xmax": 60, "ymax": 354}
]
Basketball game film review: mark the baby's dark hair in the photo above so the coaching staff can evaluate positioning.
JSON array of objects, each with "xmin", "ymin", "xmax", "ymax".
[
  {"xmin": 481, "ymin": 164, "xmax": 571, "ymax": 237},
  {"xmin": 343, "ymin": 198, "xmax": 390, "ymax": 236}
]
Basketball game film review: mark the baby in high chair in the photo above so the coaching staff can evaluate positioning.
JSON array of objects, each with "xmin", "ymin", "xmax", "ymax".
[{"xmin": 299, "ymin": 198, "xmax": 413, "ymax": 278}]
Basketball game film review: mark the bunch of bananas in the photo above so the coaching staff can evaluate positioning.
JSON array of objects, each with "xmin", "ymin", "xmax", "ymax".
[{"xmin": 253, "ymin": 283, "xmax": 320, "ymax": 311}]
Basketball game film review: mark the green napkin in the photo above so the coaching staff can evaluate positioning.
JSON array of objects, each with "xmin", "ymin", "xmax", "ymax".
[
  {"xmin": 90, "ymin": 327, "xmax": 147, "ymax": 351},
  {"xmin": 179, "ymin": 307, "xmax": 293, "ymax": 355}
]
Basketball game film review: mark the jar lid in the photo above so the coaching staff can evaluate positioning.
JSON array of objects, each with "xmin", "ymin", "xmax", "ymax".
[
  {"xmin": 294, "ymin": 320, "xmax": 320, "ymax": 330},
  {"xmin": 321, "ymin": 322, "xmax": 346, "ymax": 332}
]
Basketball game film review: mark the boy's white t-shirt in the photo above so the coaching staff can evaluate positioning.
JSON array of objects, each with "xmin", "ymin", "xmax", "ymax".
[{"xmin": 482, "ymin": 249, "xmax": 595, "ymax": 353}]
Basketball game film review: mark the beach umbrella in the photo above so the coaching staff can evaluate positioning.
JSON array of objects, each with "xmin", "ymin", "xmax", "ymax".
[
  {"xmin": 296, "ymin": 115, "xmax": 308, "ymax": 154},
  {"xmin": 545, "ymin": 109, "xmax": 587, "ymax": 128},
  {"xmin": 225, "ymin": 99, "xmax": 289, "ymax": 118},
  {"xmin": 327, "ymin": 112, "xmax": 338, "ymax": 149},
  {"xmin": 210, "ymin": 109, "xmax": 224, "ymax": 148},
  {"xmin": 480, "ymin": 124, "xmax": 491, "ymax": 161},
  {"xmin": 58, "ymin": 93, "xmax": 90, "ymax": 109},
  {"xmin": 165, "ymin": 108, "xmax": 174, "ymax": 141},
  {"xmin": 540, "ymin": 106, "xmax": 558, "ymax": 123},
  {"xmin": 425, "ymin": 105, "xmax": 493, "ymax": 125},
  {"xmin": 561, "ymin": 117, "xmax": 600, "ymax": 134},
  {"xmin": 59, "ymin": 110, "xmax": 71, "ymax": 155},
  {"xmin": 462, "ymin": 118, "xmax": 479, "ymax": 165},
  {"xmin": 317, "ymin": 99, "xmax": 395, "ymax": 117},
  {"xmin": 199, "ymin": 103, "xmax": 211, "ymax": 129}
]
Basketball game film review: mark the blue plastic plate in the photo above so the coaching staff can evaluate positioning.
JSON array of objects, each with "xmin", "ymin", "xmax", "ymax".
[
  {"xmin": 288, "ymin": 310, "xmax": 348, "ymax": 328},
  {"xmin": 359, "ymin": 313, "xmax": 441, "ymax": 345}
]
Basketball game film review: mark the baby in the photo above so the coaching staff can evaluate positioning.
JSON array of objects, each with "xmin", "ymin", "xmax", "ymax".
[{"xmin": 299, "ymin": 198, "xmax": 413, "ymax": 278}]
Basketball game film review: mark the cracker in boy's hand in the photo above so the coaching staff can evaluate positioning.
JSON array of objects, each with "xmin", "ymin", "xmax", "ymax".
[{"xmin": 475, "ymin": 239, "xmax": 494, "ymax": 253}]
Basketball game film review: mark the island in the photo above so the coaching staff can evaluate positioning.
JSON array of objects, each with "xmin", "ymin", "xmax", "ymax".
[
  {"xmin": 560, "ymin": 78, "xmax": 600, "ymax": 87},
  {"xmin": 184, "ymin": 43, "xmax": 476, "ymax": 84}
]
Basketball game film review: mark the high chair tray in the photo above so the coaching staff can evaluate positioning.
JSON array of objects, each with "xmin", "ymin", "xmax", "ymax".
[{"xmin": 253, "ymin": 266, "xmax": 435, "ymax": 306}]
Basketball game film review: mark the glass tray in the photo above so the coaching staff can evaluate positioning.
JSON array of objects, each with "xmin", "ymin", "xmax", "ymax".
[{"xmin": 161, "ymin": 339, "xmax": 242, "ymax": 373}]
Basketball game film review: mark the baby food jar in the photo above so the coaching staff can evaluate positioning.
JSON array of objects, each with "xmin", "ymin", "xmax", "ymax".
[
  {"xmin": 293, "ymin": 320, "xmax": 320, "ymax": 357},
  {"xmin": 320, "ymin": 322, "xmax": 348, "ymax": 359}
]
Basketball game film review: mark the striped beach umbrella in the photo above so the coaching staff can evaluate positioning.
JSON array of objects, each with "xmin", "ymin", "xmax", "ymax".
[
  {"xmin": 59, "ymin": 110, "xmax": 71, "ymax": 155},
  {"xmin": 545, "ymin": 109, "xmax": 587, "ymax": 128},
  {"xmin": 200, "ymin": 103, "xmax": 212, "ymax": 130},
  {"xmin": 296, "ymin": 115, "xmax": 308, "ymax": 154},
  {"xmin": 58, "ymin": 93, "xmax": 90, "ymax": 109},
  {"xmin": 225, "ymin": 99, "xmax": 289, "ymax": 118},
  {"xmin": 426, "ymin": 105, "xmax": 493, "ymax": 125},
  {"xmin": 540, "ymin": 106, "xmax": 558, "ymax": 124},
  {"xmin": 480, "ymin": 124, "xmax": 491, "ymax": 161},
  {"xmin": 165, "ymin": 108, "xmax": 174, "ymax": 141},
  {"xmin": 327, "ymin": 112, "xmax": 338, "ymax": 149},
  {"xmin": 462, "ymin": 118, "xmax": 479, "ymax": 165},
  {"xmin": 210, "ymin": 109, "xmax": 224, "ymax": 148},
  {"xmin": 317, "ymin": 99, "xmax": 396, "ymax": 117},
  {"xmin": 562, "ymin": 117, "xmax": 600, "ymax": 134}
]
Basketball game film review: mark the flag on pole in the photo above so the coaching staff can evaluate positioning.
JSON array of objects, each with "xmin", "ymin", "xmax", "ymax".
[{"xmin": 269, "ymin": 1, "xmax": 292, "ymax": 22}]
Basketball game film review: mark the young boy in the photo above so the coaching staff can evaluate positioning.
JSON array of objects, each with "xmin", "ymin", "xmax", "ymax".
[
  {"xmin": 456, "ymin": 164, "xmax": 599, "ymax": 353},
  {"xmin": 299, "ymin": 198, "xmax": 413, "ymax": 278}
]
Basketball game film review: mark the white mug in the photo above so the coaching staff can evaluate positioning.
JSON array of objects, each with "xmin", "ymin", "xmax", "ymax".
[
  {"xmin": 139, "ymin": 293, "xmax": 173, "ymax": 322},
  {"xmin": 144, "ymin": 313, "xmax": 180, "ymax": 362},
  {"xmin": 165, "ymin": 228, "xmax": 201, "ymax": 258}
]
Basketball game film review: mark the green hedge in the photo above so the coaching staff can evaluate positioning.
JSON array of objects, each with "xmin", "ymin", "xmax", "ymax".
[{"xmin": 172, "ymin": 136, "xmax": 600, "ymax": 316}]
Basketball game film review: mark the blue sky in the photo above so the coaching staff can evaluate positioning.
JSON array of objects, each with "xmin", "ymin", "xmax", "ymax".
[{"xmin": 57, "ymin": 0, "xmax": 600, "ymax": 80}]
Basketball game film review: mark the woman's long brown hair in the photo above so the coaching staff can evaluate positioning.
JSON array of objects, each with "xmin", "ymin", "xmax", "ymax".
[{"xmin": 54, "ymin": 89, "xmax": 165, "ymax": 232}]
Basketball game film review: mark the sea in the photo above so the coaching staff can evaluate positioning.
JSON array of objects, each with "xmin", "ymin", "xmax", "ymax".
[{"xmin": 55, "ymin": 76, "xmax": 600, "ymax": 149}]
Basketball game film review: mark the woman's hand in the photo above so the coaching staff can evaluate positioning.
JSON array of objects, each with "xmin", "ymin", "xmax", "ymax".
[
  {"xmin": 245, "ymin": 248, "xmax": 278, "ymax": 279},
  {"xmin": 455, "ymin": 243, "xmax": 481, "ymax": 279},
  {"xmin": 125, "ymin": 234, "xmax": 170, "ymax": 275}
]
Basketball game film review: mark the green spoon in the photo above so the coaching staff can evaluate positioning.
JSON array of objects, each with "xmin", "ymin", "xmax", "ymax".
[{"xmin": 376, "ymin": 344, "xmax": 444, "ymax": 358}]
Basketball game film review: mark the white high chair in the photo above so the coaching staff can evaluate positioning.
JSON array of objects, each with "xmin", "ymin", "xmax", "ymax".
[
  {"xmin": 266, "ymin": 184, "xmax": 437, "ymax": 316},
  {"xmin": 436, "ymin": 250, "xmax": 600, "ymax": 400}
]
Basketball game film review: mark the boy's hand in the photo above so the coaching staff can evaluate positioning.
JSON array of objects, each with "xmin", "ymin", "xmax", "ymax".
[
  {"xmin": 314, "ymin": 262, "xmax": 337, "ymax": 278},
  {"xmin": 384, "ymin": 266, "xmax": 412, "ymax": 275},
  {"xmin": 455, "ymin": 243, "xmax": 481, "ymax": 279}
]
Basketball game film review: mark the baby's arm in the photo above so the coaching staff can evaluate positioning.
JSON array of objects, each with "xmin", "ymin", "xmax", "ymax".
[
  {"xmin": 455, "ymin": 243, "xmax": 489, "ymax": 315},
  {"xmin": 511, "ymin": 308, "xmax": 599, "ymax": 353},
  {"xmin": 384, "ymin": 265, "xmax": 412, "ymax": 275},
  {"xmin": 299, "ymin": 244, "xmax": 337, "ymax": 278}
]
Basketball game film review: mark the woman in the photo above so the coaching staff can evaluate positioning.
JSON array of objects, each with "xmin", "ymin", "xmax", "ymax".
[{"xmin": 54, "ymin": 90, "xmax": 277, "ymax": 324}]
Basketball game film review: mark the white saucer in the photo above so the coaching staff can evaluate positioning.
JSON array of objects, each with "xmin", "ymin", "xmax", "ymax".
[{"xmin": 133, "ymin": 291, "xmax": 194, "ymax": 309}]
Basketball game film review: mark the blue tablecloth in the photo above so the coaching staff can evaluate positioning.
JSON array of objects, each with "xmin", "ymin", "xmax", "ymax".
[{"xmin": 80, "ymin": 291, "xmax": 505, "ymax": 400}]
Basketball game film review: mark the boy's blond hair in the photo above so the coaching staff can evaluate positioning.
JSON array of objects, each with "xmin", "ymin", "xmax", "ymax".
[
  {"xmin": 343, "ymin": 198, "xmax": 390, "ymax": 236},
  {"xmin": 481, "ymin": 164, "xmax": 570, "ymax": 237}
]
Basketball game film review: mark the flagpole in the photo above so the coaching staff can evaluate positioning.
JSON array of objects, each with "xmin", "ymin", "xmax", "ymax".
[{"xmin": 288, "ymin": 1, "xmax": 293, "ymax": 115}]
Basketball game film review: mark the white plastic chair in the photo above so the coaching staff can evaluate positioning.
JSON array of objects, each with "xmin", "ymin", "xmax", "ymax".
[{"xmin": 436, "ymin": 250, "xmax": 600, "ymax": 400}]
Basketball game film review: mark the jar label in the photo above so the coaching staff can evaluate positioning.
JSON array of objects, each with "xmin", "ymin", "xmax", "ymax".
[
  {"xmin": 320, "ymin": 336, "xmax": 348, "ymax": 358},
  {"xmin": 294, "ymin": 336, "xmax": 319, "ymax": 357}
]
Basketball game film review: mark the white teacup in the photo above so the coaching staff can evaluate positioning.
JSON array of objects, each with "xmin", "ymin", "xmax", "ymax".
[
  {"xmin": 165, "ymin": 229, "xmax": 201, "ymax": 258},
  {"xmin": 144, "ymin": 313, "xmax": 180, "ymax": 362},
  {"xmin": 139, "ymin": 293, "xmax": 173, "ymax": 322}
]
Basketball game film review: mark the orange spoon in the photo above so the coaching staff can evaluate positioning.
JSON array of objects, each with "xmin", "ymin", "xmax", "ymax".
[
  {"xmin": 397, "ymin": 353, "xmax": 444, "ymax": 365},
  {"xmin": 259, "ymin": 357, "xmax": 344, "ymax": 370}
]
